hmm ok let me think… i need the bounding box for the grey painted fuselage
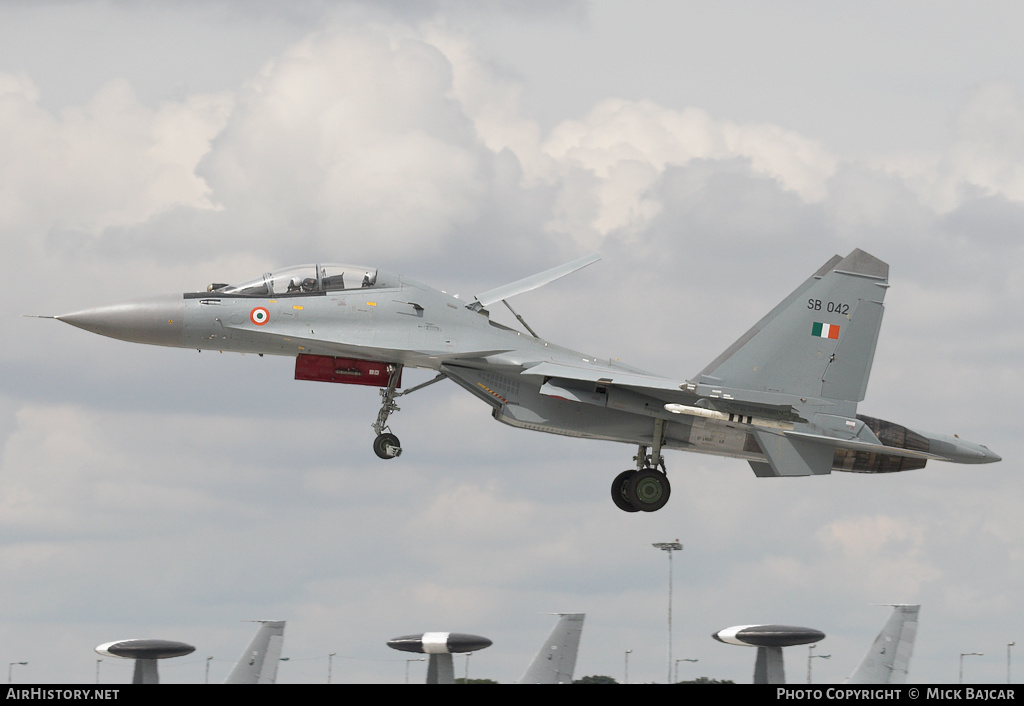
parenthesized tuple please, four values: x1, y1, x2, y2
(53, 252, 1000, 511)
(58, 270, 715, 452)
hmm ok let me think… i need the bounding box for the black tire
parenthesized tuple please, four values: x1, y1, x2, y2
(611, 470, 640, 512)
(373, 433, 402, 459)
(627, 468, 670, 512)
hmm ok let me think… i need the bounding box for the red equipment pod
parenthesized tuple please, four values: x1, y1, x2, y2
(294, 354, 400, 387)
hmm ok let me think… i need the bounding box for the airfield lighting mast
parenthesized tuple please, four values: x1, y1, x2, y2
(675, 658, 698, 682)
(7, 662, 28, 684)
(959, 652, 983, 684)
(807, 644, 830, 683)
(405, 657, 425, 684)
(652, 541, 683, 683)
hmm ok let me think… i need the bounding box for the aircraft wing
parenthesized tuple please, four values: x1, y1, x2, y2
(473, 254, 600, 308)
(522, 360, 963, 477)
(522, 361, 687, 396)
(522, 360, 800, 420)
(784, 431, 948, 461)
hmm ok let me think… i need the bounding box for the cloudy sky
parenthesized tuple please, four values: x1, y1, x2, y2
(2, 0, 1022, 685)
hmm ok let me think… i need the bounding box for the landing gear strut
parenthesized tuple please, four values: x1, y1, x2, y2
(370, 366, 448, 460)
(372, 364, 404, 459)
(611, 420, 671, 512)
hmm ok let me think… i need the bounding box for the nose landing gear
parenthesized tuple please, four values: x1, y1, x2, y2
(372, 365, 404, 459)
(370, 366, 448, 460)
(373, 431, 402, 459)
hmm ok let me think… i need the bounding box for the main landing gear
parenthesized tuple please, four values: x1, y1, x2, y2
(371, 365, 447, 460)
(611, 420, 671, 512)
(611, 448, 671, 512)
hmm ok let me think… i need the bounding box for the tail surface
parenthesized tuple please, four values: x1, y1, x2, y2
(846, 605, 919, 684)
(224, 620, 286, 684)
(518, 613, 585, 684)
(698, 249, 888, 405)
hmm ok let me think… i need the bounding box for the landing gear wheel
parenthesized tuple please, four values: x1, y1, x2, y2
(373, 432, 402, 459)
(627, 468, 671, 512)
(611, 470, 640, 513)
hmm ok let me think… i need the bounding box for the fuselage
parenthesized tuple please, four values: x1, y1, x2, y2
(55, 263, 1000, 472)
(56, 268, 734, 455)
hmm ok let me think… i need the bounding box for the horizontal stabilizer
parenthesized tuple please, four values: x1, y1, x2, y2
(751, 430, 834, 476)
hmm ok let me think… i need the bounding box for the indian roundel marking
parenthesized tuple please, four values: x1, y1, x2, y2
(250, 307, 270, 326)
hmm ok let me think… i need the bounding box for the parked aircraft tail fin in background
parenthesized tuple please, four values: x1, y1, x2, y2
(698, 249, 888, 405)
(518, 613, 585, 684)
(224, 620, 286, 685)
(846, 605, 919, 684)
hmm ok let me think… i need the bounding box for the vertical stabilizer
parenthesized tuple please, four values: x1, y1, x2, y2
(518, 613, 585, 684)
(224, 620, 286, 684)
(846, 605, 919, 684)
(698, 249, 888, 404)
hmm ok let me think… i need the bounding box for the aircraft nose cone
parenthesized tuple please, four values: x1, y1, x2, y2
(57, 295, 184, 347)
(981, 446, 1001, 463)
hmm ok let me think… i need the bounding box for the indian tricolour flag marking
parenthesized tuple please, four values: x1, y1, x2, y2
(811, 322, 840, 339)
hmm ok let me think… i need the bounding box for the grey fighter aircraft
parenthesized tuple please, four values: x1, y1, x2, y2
(46, 249, 1000, 512)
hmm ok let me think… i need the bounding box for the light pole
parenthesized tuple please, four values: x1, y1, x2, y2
(674, 658, 697, 682)
(328, 652, 336, 684)
(807, 644, 831, 683)
(8, 662, 27, 684)
(624, 649, 632, 684)
(652, 540, 683, 683)
(95, 658, 102, 684)
(1008, 643, 1015, 684)
(205, 656, 213, 684)
(960, 652, 983, 684)
(405, 657, 425, 684)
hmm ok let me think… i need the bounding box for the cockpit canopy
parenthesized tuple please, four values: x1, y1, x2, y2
(215, 264, 381, 296)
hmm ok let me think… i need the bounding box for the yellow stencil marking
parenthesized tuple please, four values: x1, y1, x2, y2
(477, 382, 508, 404)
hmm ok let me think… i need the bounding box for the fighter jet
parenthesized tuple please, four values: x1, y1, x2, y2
(46, 249, 1000, 512)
